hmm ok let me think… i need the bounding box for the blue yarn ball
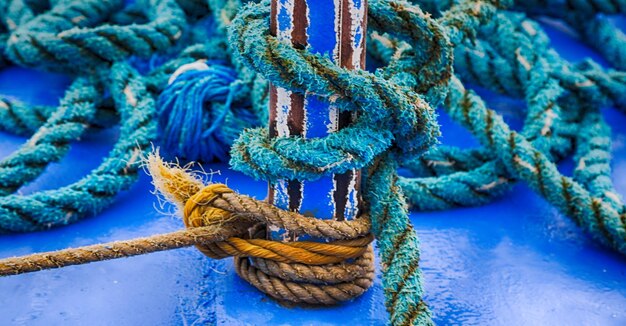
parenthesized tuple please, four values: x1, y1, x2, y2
(157, 61, 259, 162)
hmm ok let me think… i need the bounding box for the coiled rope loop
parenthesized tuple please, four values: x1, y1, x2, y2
(0, 62, 155, 232)
(398, 9, 577, 210)
(182, 184, 373, 266)
(384, 4, 626, 255)
(149, 157, 378, 305)
(157, 60, 260, 162)
(0, 154, 376, 306)
(0, 0, 267, 232)
(0, 77, 102, 196)
(228, 0, 447, 183)
(227, 0, 506, 325)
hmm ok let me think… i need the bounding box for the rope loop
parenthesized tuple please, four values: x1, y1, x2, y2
(225, 0, 475, 323)
(228, 0, 448, 183)
(148, 154, 375, 305)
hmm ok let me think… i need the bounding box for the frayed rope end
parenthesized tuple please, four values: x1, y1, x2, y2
(145, 151, 205, 209)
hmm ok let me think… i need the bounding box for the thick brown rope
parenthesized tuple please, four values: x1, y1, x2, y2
(0, 154, 375, 304)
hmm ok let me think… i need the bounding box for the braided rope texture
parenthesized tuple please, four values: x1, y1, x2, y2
(385, 1, 626, 255)
(0, 0, 265, 232)
(515, 0, 626, 71)
(0, 0, 626, 325)
(227, 0, 508, 324)
(148, 156, 376, 305)
(6, 0, 187, 72)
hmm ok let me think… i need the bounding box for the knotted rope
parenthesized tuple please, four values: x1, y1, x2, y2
(0, 153, 375, 306)
(227, 0, 509, 324)
(1, 0, 626, 325)
(392, 2, 626, 255)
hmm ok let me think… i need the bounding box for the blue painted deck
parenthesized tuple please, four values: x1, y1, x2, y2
(0, 21, 625, 325)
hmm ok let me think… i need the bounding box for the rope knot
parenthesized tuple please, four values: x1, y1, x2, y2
(183, 183, 234, 228)
(148, 154, 375, 305)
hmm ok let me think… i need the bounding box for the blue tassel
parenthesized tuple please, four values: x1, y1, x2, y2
(157, 61, 259, 162)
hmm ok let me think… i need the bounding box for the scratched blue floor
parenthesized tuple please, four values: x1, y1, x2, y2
(1, 20, 626, 326)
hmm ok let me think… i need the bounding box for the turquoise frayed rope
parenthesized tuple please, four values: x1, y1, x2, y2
(228, 0, 504, 324)
(0, 0, 263, 231)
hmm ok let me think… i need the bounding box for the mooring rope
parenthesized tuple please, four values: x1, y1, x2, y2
(1, 0, 626, 325)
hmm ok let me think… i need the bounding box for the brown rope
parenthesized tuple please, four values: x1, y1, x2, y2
(0, 227, 229, 275)
(0, 154, 375, 304)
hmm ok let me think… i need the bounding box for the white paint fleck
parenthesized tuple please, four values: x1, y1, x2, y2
(344, 170, 359, 220)
(276, 0, 295, 43)
(274, 179, 290, 209)
(276, 87, 292, 137)
(333, 0, 342, 61)
(327, 105, 339, 133)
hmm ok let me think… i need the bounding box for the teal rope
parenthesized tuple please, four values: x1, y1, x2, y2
(5, 0, 187, 73)
(516, 0, 626, 70)
(229, 1, 440, 324)
(446, 74, 626, 254)
(393, 6, 626, 255)
(395, 8, 576, 209)
(229, 0, 505, 324)
(0, 97, 57, 135)
(0, 62, 156, 232)
(0, 77, 101, 196)
(0, 0, 625, 323)
(397, 8, 625, 210)
(0, 0, 263, 232)
(0, 95, 118, 136)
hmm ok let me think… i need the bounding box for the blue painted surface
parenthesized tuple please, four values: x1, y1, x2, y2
(299, 1, 342, 237)
(0, 22, 626, 326)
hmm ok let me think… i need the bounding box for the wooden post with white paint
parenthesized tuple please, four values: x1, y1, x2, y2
(268, 0, 367, 241)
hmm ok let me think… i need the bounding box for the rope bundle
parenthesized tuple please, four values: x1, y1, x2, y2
(0, 154, 377, 304)
(228, 0, 510, 324)
(0, 0, 264, 231)
(0, 0, 626, 325)
(394, 1, 626, 255)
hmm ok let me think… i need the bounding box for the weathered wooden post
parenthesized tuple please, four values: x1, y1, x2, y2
(268, 0, 367, 240)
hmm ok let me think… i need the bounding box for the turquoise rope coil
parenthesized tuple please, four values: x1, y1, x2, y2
(398, 10, 578, 210)
(515, 0, 626, 71)
(228, 0, 505, 324)
(395, 2, 626, 255)
(0, 0, 264, 232)
(0, 0, 626, 324)
(229, 1, 442, 324)
(0, 62, 156, 232)
(6, 0, 187, 73)
(0, 77, 102, 196)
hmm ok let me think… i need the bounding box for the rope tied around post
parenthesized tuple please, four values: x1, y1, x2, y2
(0, 153, 375, 305)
